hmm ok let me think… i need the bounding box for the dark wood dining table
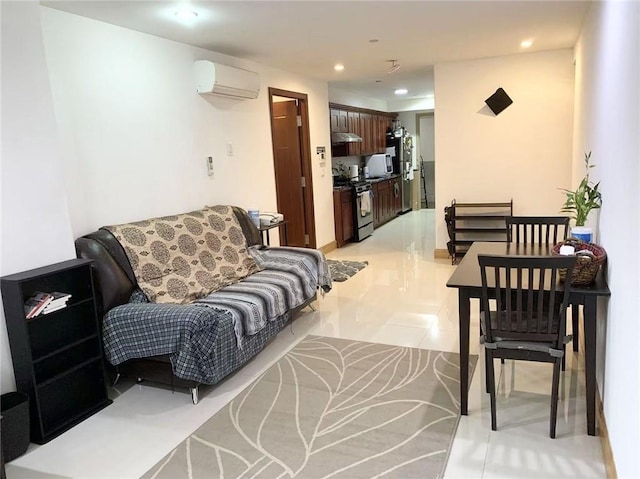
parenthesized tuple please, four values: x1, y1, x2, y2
(446, 241, 610, 436)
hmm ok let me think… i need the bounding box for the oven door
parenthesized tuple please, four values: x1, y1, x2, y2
(354, 187, 374, 241)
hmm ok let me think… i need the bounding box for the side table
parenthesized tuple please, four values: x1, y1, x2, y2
(258, 221, 288, 246)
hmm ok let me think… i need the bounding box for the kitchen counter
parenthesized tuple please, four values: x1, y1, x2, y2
(365, 174, 400, 184)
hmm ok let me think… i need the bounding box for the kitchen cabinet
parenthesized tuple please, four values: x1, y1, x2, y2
(329, 103, 396, 158)
(372, 177, 400, 228)
(359, 113, 373, 155)
(333, 188, 354, 247)
(392, 177, 402, 215)
(375, 114, 391, 153)
(330, 109, 348, 133)
(1, 259, 112, 444)
(346, 111, 361, 156)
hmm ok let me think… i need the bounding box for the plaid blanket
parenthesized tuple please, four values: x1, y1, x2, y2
(102, 246, 331, 383)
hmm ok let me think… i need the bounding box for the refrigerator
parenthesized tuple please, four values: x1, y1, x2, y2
(386, 128, 413, 213)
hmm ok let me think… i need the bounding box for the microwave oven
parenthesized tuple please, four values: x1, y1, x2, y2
(366, 154, 392, 178)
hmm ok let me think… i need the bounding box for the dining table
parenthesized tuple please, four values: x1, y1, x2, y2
(446, 241, 611, 436)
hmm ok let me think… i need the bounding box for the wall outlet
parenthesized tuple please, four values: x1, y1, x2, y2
(207, 156, 214, 176)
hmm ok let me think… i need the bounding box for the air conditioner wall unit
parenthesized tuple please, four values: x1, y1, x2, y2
(194, 60, 260, 100)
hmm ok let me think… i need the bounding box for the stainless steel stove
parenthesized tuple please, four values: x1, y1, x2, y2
(352, 181, 373, 241)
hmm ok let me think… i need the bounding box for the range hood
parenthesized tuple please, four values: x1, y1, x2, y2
(331, 132, 363, 144)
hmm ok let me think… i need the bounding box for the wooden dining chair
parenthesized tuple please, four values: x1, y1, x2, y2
(506, 216, 570, 245)
(505, 215, 579, 360)
(478, 254, 577, 438)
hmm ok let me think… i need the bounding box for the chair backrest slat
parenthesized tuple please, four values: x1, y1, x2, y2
(506, 216, 570, 246)
(478, 254, 577, 348)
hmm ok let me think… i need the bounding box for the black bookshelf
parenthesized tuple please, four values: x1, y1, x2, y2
(1, 258, 111, 444)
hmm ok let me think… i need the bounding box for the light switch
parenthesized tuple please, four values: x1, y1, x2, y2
(226, 142, 233, 156)
(207, 157, 214, 176)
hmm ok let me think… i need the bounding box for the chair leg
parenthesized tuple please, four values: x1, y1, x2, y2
(486, 351, 497, 431)
(485, 349, 491, 393)
(572, 305, 580, 352)
(550, 359, 561, 438)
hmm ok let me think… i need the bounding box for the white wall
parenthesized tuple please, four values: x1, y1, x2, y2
(328, 87, 387, 111)
(388, 97, 434, 113)
(0, 5, 336, 392)
(573, 2, 639, 477)
(0, 2, 77, 393)
(433, 50, 575, 249)
(40, 7, 334, 248)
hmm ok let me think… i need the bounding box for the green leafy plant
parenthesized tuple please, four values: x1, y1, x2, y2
(560, 152, 602, 226)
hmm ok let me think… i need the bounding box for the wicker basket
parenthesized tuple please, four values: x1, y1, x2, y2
(552, 238, 606, 285)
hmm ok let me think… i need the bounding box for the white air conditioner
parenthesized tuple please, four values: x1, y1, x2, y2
(194, 60, 260, 100)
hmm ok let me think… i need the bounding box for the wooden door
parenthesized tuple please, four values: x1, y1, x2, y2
(271, 99, 307, 247)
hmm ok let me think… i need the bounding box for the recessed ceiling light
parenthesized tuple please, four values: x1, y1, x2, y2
(394, 88, 408, 95)
(520, 39, 533, 48)
(334, 64, 345, 72)
(175, 10, 198, 21)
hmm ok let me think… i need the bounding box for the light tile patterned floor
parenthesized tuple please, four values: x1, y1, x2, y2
(6, 210, 605, 479)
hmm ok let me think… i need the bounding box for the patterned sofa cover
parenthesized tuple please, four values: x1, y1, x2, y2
(75, 206, 331, 403)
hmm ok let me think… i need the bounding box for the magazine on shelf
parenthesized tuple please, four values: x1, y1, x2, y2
(24, 292, 53, 319)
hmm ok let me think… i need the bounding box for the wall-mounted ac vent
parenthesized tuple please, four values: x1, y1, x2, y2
(194, 60, 260, 100)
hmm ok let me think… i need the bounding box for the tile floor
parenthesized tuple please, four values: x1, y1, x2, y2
(5, 210, 605, 478)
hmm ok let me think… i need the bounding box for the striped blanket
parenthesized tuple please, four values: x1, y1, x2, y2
(196, 246, 332, 346)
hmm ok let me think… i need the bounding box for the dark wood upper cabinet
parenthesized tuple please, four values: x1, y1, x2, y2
(329, 103, 396, 158)
(347, 111, 361, 156)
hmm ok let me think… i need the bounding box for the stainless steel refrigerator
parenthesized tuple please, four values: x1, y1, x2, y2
(386, 128, 413, 213)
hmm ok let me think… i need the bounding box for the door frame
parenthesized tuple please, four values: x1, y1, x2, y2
(268, 87, 316, 248)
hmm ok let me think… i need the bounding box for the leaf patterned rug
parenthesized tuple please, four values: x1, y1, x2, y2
(143, 336, 476, 479)
(326, 259, 368, 282)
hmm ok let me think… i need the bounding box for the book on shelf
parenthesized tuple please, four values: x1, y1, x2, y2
(42, 302, 68, 314)
(42, 292, 72, 314)
(24, 292, 53, 319)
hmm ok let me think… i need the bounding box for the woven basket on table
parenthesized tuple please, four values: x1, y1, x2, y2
(551, 238, 606, 285)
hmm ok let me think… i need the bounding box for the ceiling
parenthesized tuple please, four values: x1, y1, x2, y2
(41, 1, 591, 102)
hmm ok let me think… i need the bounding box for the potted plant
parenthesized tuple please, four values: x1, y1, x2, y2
(560, 151, 602, 242)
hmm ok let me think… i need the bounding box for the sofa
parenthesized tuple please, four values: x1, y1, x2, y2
(75, 205, 331, 403)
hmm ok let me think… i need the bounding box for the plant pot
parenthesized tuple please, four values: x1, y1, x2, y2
(1, 392, 30, 462)
(571, 226, 593, 243)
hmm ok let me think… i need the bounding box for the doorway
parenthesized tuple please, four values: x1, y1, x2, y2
(416, 113, 435, 209)
(268, 88, 316, 248)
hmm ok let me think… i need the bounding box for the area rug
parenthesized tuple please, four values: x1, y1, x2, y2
(326, 259, 368, 282)
(143, 336, 477, 479)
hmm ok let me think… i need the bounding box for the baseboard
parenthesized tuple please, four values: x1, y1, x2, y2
(434, 248, 450, 260)
(319, 241, 337, 255)
(597, 390, 617, 479)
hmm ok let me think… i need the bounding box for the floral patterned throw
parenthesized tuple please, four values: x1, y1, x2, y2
(104, 205, 259, 304)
